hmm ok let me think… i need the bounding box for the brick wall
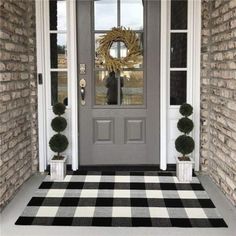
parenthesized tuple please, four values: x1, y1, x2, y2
(0, 0, 38, 211)
(201, 0, 236, 205)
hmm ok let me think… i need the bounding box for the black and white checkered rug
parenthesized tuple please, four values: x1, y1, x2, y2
(15, 171, 227, 227)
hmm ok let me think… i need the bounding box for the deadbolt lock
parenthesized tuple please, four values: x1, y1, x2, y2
(79, 78, 86, 88)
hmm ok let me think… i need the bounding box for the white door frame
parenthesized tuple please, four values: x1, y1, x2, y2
(36, 0, 78, 171)
(67, 0, 79, 171)
(36, 0, 47, 172)
(160, 0, 201, 171)
(160, 0, 168, 170)
(192, 0, 202, 172)
(36, 0, 201, 172)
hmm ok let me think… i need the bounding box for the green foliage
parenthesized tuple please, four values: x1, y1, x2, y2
(177, 117, 194, 134)
(53, 103, 66, 115)
(175, 135, 195, 156)
(175, 103, 195, 158)
(179, 103, 193, 117)
(51, 117, 67, 132)
(49, 134, 68, 154)
(49, 103, 68, 157)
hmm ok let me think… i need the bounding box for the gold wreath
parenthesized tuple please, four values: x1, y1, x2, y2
(97, 27, 142, 72)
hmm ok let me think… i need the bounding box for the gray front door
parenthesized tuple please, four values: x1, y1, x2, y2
(77, 0, 160, 165)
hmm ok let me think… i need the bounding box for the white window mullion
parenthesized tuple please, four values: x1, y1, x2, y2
(170, 68, 187, 71)
(49, 30, 67, 34)
(50, 68, 68, 72)
(170, 30, 188, 33)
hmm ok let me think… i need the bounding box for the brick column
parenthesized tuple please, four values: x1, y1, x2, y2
(201, 0, 236, 206)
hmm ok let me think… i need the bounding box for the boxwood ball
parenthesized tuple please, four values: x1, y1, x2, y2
(177, 117, 194, 134)
(51, 117, 67, 132)
(49, 134, 68, 153)
(175, 135, 195, 155)
(179, 103, 193, 117)
(53, 103, 66, 115)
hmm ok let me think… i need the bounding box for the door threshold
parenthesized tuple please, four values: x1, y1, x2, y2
(67, 164, 176, 171)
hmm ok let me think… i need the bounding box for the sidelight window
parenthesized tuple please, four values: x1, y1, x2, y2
(169, 0, 188, 106)
(49, 0, 68, 106)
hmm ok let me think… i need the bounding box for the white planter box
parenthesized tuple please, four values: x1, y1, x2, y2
(50, 156, 67, 181)
(176, 157, 194, 182)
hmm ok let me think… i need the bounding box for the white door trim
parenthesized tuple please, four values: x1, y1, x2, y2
(67, 0, 79, 171)
(160, 0, 168, 170)
(35, 0, 47, 172)
(192, 0, 201, 171)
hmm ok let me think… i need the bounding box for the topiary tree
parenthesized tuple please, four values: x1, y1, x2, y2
(175, 103, 195, 161)
(49, 103, 68, 160)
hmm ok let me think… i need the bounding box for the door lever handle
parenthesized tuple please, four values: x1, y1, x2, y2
(81, 87, 85, 105)
(80, 78, 86, 105)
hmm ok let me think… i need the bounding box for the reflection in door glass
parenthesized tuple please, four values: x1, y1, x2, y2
(121, 0, 143, 30)
(94, 0, 117, 30)
(95, 34, 105, 69)
(51, 72, 68, 106)
(106, 71, 120, 105)
(96, 71, 125, 105)
(122, 33, 143, 69)
(95, 71, 109, 105)
(120, 71, 144, 105)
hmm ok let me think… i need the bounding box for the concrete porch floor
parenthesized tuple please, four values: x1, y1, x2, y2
(1, 173, 236, 236)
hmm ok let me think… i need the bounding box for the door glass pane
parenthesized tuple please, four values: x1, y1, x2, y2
(94, 0, 144, 107)
(95, 34, 105, 69)
(50, 0, 67, 31)
(51, 72, 68, 106)
(94, 0, 117, 30)
(95, 33, 143, 69)
(121, 71, 144, 105)
(121, 0, 143, 30)
(123, 33, 143, 69)
(95, 71, 115, 105)
(105, 71, 120, 105)
(170, 71, 186, 105)
(171, 0, 188, 30)
(50, 33, 67, 68)
(170, 33, 187, 68)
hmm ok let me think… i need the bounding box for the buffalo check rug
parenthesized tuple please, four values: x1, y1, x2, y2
(15, 171, 227, 227)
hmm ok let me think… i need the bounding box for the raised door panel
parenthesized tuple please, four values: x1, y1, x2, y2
(94, 119, 114, 144)
(125, 118, 145, 144)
